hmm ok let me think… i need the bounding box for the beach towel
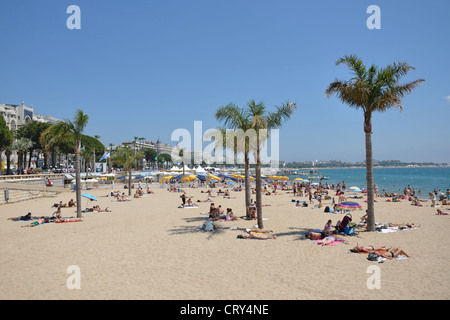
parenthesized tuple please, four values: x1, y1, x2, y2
(55, 220, 82, 224)
(313, 239, 345, 246)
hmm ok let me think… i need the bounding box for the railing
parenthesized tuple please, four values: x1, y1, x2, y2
(0, 173, 67, 181)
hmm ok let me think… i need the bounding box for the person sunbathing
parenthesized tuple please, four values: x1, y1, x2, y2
(387, 222, 420, 229)
(436, 209, 449, 215)
(68, 199, 76, 207)
(92, 205, 111, 212)
(376, 247, 410, 259)
(247, 205, 257, 220)
(22, 216, 46, 228)
(8, 212, 32, 221)
(146, 188, 154, 194)
(350, 243, 392, 253)
(305, 231, 328, 240)
(315, 235, 341, 246)
(237, 228, 277, 239)
(186, 197, 197, 206)
(225, 208, 240, 221)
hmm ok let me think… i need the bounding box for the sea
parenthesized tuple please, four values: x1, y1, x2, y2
(287, 167, 450, 198)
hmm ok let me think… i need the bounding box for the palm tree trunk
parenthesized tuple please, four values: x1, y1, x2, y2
(244, 152, 251, 217)
(364, 115, 375, 231)
(6, 150, 12, 175)
(128, 166, 132, 196)
(75, 149, 82, 218)
(255, 138, 263, 229)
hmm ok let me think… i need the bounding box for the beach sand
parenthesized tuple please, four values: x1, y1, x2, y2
(1, 183, 449, 300)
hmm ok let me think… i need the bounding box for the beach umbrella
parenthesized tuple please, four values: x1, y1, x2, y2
(350, 186, 360, 190)
(81, 193, 97, 210)
(81, 193, 97, 201)
(208, 174, 222, 181)
(311, 182, 319, 186)
(337, 201, 362, 210)
(294, 178, 303, 181)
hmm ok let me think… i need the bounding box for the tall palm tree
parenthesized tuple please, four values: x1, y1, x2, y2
(112, 146, 143, 195)
(41, 110, 89, 218)
(325, 54, 424, 231)
(215, 104, 254, 215)
(245, 100, 297, 229)
(216, 100, 296, 228)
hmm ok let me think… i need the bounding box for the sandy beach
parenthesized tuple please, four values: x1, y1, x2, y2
(1, 183, 449, 300)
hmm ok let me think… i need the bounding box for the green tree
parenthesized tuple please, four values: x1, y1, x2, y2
(325, 54, 424, 231)
(215, 104, 254, 215)
(16, 121, 51, 168)
(0, 116, 14, 174)
(245, 100, 296, 229)
(215, 100, 296, 228)
(41, 110, 89, 218)
(112, 146, 144, 195)
(12, 137, 33, 173)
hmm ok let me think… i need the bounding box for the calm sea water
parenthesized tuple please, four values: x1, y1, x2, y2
(288, 167, 450, 198)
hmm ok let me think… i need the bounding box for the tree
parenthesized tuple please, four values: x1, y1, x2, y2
(112, 146, 144, 195)
(215, 100, 296, 228)
(325, 54, 424, 231)
(16, 121, 51, 169)
(41, 110, 89, 218)
(0, 116, 14, 174)
(12, 137, 33, 173)
(245, 100, 296, 229)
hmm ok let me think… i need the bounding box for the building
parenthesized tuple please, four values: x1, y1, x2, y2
(122, 138, 175, 155)
(0, 102, 60, 130)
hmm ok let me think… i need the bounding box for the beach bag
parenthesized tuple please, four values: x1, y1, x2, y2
(344, 226, 355, 235)
(367, 252, 379, 261)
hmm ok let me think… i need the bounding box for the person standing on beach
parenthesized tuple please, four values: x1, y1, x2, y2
(429, 192, 436, 207)
(342, 181, 346, 191)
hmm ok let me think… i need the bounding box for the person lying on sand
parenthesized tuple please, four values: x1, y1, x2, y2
(92, 205, 111, 212)
(314, 235, 342, 246)
(350, 244, 410, 259)
(21, 217, 46, 228)
(305, 231, 328, 240)
(7, 212, 32, 221)
(436, 209, 449, 215)
(350, 243, 393, 253)
(237, 228, 277, 240)
(387, 222, 420, 229)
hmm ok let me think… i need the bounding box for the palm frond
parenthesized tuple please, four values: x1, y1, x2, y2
(336, 54, 367, 80)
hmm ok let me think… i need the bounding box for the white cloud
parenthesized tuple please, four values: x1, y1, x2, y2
(445, 96, 450, 103)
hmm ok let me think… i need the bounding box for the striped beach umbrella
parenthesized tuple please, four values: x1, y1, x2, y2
(337, 201, 363, 210)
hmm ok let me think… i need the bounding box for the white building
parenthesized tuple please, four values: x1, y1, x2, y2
(0, 102, 60, 130)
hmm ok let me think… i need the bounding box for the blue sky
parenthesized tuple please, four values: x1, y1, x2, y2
(1, 0, 449, 163)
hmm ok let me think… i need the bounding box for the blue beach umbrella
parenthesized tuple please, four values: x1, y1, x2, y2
(81, 193, 97, 201)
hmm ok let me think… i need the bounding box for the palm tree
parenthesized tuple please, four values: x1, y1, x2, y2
(41, 110, 89, 218)
(245, 100, 296, 229)
(112, 146, 143, 195)
(215, 104, 254, 214)
(216, 100, 296, 228)
(12, 137, 33, 173)
(325, 54, 425, 231)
